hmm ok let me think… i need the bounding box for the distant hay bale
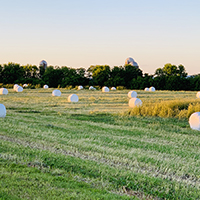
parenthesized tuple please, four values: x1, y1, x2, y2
(13, 84, 19, 91)
(102, 86, 109, 92)
(129, 98, 142, 108)
(68, 94, 79, 102)
(189, 112, 200, 131)
(52, 89, 61, 97)
(89, 86, 95, 90)
(0, 104, 6, 118)
(111, 87, 116, 91)
(78, 85, 83, 90)
(149, 86, 156, 92)
(0, 88, 8, 95)
(23, 84, 28, 88)
(15, 86, 23, 92)
(196, 92, 200, 98)
(128, 91, 137, 98)
(144, 87, 149, 91)
(43, 85, 49, 89)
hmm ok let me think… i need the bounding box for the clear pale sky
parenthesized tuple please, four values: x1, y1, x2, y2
(0, 0, 199, 75)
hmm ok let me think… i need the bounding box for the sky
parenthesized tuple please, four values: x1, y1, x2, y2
(0, 0, 199, 75)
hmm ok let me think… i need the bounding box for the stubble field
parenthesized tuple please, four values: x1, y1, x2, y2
(1, 88, 200, 199)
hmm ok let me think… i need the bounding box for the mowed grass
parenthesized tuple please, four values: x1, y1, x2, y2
(1, 88, 200, 199)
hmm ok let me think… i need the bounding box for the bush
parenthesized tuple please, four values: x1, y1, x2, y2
(35, 84, 41, 89)
(65, 85, 73, 90)
(1, 84, 14, 88)
(93, 85, 101, 90)
(116, 86, 126, 90)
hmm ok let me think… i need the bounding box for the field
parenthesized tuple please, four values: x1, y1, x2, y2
(1, 88, 200, 199)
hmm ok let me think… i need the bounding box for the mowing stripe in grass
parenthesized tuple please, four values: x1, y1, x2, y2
(1, 139, 200, 199)
(1, 159, 134, 200)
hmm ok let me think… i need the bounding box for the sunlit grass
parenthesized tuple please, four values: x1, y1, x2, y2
(1, 88, 200, 199)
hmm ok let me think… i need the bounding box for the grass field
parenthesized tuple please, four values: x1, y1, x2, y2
(1, 88, 200, 199)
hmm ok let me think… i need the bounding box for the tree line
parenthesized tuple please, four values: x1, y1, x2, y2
(0, 62, 200, 91)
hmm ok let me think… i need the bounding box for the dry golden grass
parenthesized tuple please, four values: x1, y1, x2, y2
(128, 98, 200, 119)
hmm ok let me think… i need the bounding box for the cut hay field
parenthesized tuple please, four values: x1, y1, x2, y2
(1, 88, 200, 199)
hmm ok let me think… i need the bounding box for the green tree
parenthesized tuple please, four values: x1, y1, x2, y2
(123, 64, 143, 88)
(88, 65, 111, 86)
(154, 63, 188, 90)
(155, 63, 187, 77)
(108, 66, 125, 86)
(60, 67, 82, 87)
(177, 64, 187, 77)
(43, 66, 63, 87)
(22, 64, 38, 79)
(163, 63, 178, 76)
(76, 67, 88, 85)
(1, 63, 24, 84)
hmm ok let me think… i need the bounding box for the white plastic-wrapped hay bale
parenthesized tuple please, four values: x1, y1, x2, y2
(129, 98, 142, 108)
(78, 85, 83, 90)
(0, 88, 8, 95)
(23, 83, 28, 87)
(15, 86, 23, 92)
(68, 94, 79, 102)
(128, 90, 137, 98)
(43, 85, 49, 89)
(102, 86, 109, 92)
(196, 92, 200, 98)
(144, 87, 149, 91)
(111, 87, 116, 91)
(13, 84, 19, 91)
(0, 104, 6, 118)
(149, 86, 155, 92)
(89, 86, 94, 90)
(189, 112, 200, 131)
(52, 89, 61, 97)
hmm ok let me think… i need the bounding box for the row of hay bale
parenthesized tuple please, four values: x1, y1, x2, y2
(144, 87, 156, 92)
(52, 90, 79, 102)
(78, 85, 116, 92)
(1, 84, 155, 93)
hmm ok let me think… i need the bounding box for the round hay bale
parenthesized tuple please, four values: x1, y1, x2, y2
(196, 92, 200, 98)
(0, 104, 6, 118)
(129, 98, 142, 108)
(89, 86, 94, 90)
(23, 84, 28, 88)
(78, 85, 83, 90)
(43, 85, 49, 89)
(149, 86, 155, 92)
(15, 86, 23, 92)
(0, 88, 8, 95)
(13, 84, 19, 91)
(189, 112, 200, 131)
(111, 87, 116, 91)
(102, 86, 109, 92)
(128, 91, 137, 98)
(144, 87, 149, 91)
(52, 89, 61, 97)
(68, 94, 79, 102)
